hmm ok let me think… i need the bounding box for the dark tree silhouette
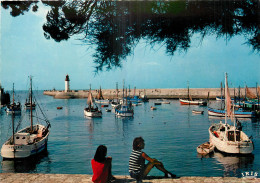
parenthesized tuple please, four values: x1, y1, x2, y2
(2, 0, 259, 72)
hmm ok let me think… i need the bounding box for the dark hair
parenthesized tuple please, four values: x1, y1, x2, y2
(133, 137, 144, 150)
(94, 145, 107, 163)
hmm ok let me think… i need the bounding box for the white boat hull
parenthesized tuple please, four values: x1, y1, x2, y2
(95, 99, 110, 104)
(84, 109, 102, 117)
(179, 99, 207, 105)
(115, 104, 134, 117)
(207, 108, 255, 118)
(209, 125, 254, 154)
(115, 112, 134, 117)
(1, 124, 49, 159)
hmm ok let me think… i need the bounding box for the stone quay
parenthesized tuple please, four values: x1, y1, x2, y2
(43, 87, 258, 100)
(1, 173, 259, 183)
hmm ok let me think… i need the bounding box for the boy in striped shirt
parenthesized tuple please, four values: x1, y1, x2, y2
(129, 137, 176, 181)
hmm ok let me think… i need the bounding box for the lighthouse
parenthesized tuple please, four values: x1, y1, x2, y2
(65, 74, 70, 92)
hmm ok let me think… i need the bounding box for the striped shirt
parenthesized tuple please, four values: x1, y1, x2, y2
(129, 150, 145, 173)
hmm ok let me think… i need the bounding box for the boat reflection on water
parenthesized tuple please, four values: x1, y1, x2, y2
(1, 151, 50, 173)
(213, 151, 254, 177)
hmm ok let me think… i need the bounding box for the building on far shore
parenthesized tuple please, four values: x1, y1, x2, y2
(65, 74, 70, 92)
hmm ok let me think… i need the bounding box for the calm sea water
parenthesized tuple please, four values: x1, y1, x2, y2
(0, 91, 260, 177)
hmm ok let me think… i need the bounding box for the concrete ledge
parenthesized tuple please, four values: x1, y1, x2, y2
(0, 173, 259, 183)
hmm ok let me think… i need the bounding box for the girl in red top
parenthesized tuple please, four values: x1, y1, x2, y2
(91, 145, 115, 183)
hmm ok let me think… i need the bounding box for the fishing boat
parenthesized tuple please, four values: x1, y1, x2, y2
(179, 98, 207, 106)
(207, 107, 256, 118)
(179, 82, 207, 106)
(208, 73, 254, 154)
(111, 83, 120, 108)
(115, 102, 134, 117)
(24, 101, 36, 110)
(6, 83, 21, 114)
(128, 96, 143, 103)
(24, 82, 36, 110)
(84, 86, 102, 117)
(216, 96, 225, 101)
(111, 101, 120, 108)
(57, 106, 63, 110)
(95, 86, 109, 104)
(192, 110, 204, 114)
(197, 142, 214, 155)
(1, 76, 51, 159)
(115, 82, 134, 117)
(140, 89, 149, 102)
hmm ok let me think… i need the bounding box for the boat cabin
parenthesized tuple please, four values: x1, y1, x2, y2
(227, 130, 241, 141)
(14, 133, 30, 145)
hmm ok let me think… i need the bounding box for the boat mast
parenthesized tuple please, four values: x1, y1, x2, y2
(234, 86, 236, 104)
(220, 82, 223, 109)
(220, 82, 223, 99)
(12, 83, 14, 105)
(12, 113, 15, 145)
(116, 82, 118, 103)
(239, 85, 241, 107)
(224, 73, 227, 125)
(187, 81, 189, 100)
(122, 80, 125, 104)
(245, 84, 247, 101)
(256, 83, 259, 110)
(89, 84, 92, 110)
(30, 76, 33, 132)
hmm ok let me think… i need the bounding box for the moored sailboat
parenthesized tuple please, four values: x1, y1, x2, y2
(179, 82, 207, 106)
(95, 86, 110, 104)
(24, 81, 36, 110)
(208, 73, 254, 154)
(207, 107, 256, 118)
(6, 83, 21, 115)
(115, 81, 134, 117)
(111, 82, 120, 108)
(1, 76, 51, 159)
(84, 86, 102, 117)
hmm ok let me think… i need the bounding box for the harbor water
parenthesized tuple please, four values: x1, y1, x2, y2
(0, 91, 260, 177)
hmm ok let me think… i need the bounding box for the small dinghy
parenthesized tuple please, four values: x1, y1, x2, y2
(162, 101, 170, 104)
(192, 110, 204, 114)
(197, 142, 214, 155)
(106, 109, 111, 112)
(150, 106, 157, 110)
(57, 106, 63, 110)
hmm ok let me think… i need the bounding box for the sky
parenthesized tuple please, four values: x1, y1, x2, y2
(1, 2, 259, 91)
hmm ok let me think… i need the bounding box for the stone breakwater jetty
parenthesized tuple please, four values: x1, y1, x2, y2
(43, 87, 257, 99)
(1, 173, 259, 183)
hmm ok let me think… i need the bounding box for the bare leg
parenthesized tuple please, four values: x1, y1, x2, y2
(143, 161, 175, 178)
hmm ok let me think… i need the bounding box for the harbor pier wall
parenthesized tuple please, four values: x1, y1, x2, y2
(43, 87, 257, 99)
(1, 173, 259, 183)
